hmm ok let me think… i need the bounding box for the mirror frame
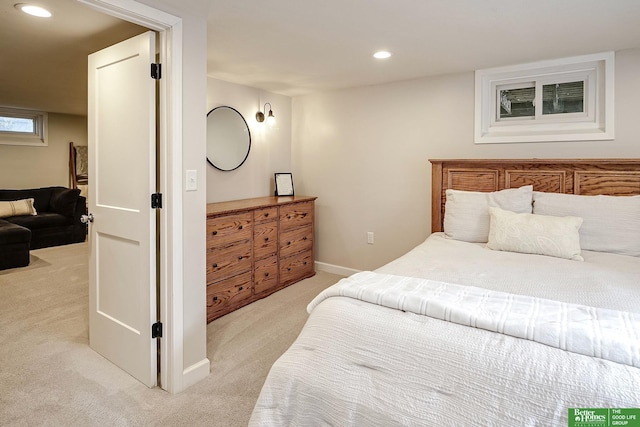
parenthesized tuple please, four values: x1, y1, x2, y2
(206, 105, 251, 171)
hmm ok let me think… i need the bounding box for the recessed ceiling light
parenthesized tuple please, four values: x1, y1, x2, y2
(15, 3, 52, 18)
(373, 51, 392, 59)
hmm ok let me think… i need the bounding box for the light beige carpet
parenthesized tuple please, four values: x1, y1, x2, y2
(0, 242, 343, 426)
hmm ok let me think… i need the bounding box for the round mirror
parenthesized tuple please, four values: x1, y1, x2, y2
(206, 106, 251, 171)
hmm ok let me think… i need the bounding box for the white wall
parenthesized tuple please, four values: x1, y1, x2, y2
(136, 0, 209, 392)
(0, 113, 86, 189)
(206, 78, 292, 202)
(178, 13, 208, 388)
(292, 48, 640, 272)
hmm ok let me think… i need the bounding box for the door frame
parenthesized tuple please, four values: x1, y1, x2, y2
(79, 0, 184, 393)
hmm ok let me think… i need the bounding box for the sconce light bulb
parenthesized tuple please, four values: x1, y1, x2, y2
(266, 110, 275, 126)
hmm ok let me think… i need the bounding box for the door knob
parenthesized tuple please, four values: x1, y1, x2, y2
(81, 213, 94, 224)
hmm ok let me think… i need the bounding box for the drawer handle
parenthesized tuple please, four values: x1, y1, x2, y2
(302, 213, 307, 217)
(287, 267, 291, 271)
(287, 241, 291, 245)
(265, 213, 269, 217)
(213, 296, 218, 301)
(239, 225, 243, 230)
(238, 256, 243, 260)
(212, 231, 218, 235)
(265, 272, 269, 277)
(265, 237, 269, 242)
(213, 263, 218, 268)
(303, 237, 307, 240)
(287, 215, 291, 219)
(304, 261, 308, 265)
(239, 286, 243, 291)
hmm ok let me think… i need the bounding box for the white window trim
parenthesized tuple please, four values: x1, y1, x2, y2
(475, 52, 614, 143)
(0, 106, 48, 146)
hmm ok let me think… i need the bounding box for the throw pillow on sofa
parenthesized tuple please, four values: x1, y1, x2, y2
(50, 188, 81, 217)
(0, 198, 37, 218)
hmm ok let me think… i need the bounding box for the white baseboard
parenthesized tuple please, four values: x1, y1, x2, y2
(182, 358, 210, 391)
(315, 261, 360, 277)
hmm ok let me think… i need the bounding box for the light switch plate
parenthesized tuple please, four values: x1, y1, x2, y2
(186, 169, 197, 191)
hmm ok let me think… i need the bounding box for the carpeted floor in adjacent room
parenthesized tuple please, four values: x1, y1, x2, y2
(0, 242, 343, 426)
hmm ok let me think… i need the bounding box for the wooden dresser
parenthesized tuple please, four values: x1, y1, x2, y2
(206, 196, 317, 322)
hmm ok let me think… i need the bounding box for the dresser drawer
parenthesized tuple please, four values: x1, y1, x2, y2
(206, 271, 252, 322)
(280, 201, 313, 231)
(254, 206, 278, 223)
(280, 250, 314, 285)
(254, 221, 278, 259)
(254, 256, 278, 295)
(207, 241, 252, 283)
(280, 225, 313, 258)
(207, 212, 252, 246)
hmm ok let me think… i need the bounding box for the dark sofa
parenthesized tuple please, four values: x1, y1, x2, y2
(0, 187, 86, 269)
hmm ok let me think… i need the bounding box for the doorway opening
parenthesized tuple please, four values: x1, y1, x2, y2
(1, 0, 186, 393)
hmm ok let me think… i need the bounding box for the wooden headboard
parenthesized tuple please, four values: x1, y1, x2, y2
(429, 158, 640, 233)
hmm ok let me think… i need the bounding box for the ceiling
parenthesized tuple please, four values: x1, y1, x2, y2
(206, 0, 640, 96)
(2, 0, 640, 116)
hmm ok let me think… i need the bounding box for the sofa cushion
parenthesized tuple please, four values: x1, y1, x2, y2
(0, 220, 31, 245)
(0, 220, 31, 270)
(7, 212, 72, 229)
(50, 188, 81, 217)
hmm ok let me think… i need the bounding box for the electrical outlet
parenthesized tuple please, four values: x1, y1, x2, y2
(367, 232, 374, 244)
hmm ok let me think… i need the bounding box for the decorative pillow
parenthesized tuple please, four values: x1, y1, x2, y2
(487, 207, 583, 261)
(533, 192, 640, 257)
(0, 198, 37, 218)
(444, 185, 533, 243)
(50, 188, 80, 217)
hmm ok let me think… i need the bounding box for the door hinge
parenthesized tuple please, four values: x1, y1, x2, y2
(151, 193, 162, 209)
(152, 322, 163, 338)
(151, 63, 162, 79)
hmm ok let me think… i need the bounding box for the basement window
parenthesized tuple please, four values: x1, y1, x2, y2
(0, 107, 48, 146)
(475, 52, 614, 143)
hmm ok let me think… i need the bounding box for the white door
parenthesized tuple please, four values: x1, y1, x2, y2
(87, 31, 158, 387)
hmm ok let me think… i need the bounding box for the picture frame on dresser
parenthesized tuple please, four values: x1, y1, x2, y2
(274, 173, 294, 196)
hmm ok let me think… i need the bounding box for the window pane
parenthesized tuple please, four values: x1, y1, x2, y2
(499, 87, 535, 118)
(542, 81, 584, 115)
(0, 116, 35, 133)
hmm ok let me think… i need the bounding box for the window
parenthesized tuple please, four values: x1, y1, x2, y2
(475, 52, 614, 143)
(0, 107, 48, 146)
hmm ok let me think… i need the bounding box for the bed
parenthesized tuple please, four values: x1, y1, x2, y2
(250, 159, 640, 426)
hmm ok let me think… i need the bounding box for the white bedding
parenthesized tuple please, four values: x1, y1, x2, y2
(308, 272, 640, 367)
(250, 233, 640, 426)
(378, 233, 640, 313)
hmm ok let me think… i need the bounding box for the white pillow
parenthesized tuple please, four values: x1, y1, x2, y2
(444, 185, 533, 243)
(533, 192, 640, 257)
(487, 207, 584, 261)
(0, 198, 37, 218)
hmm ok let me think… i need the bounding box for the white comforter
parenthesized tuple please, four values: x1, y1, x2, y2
(308, 272, 640, 368)
(250, 233, 640, 426)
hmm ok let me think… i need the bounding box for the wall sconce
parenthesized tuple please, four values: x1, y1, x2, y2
(256, 103, 275, 126)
